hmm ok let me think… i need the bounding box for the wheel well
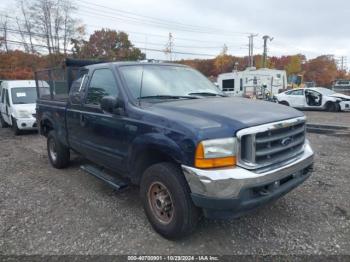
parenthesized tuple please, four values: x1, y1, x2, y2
(279, 101, 289, 106)
(40, 119, 54, 137)
(130, 148, 179, 185)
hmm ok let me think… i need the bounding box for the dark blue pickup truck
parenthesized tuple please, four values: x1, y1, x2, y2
(35, 59, 314, 239)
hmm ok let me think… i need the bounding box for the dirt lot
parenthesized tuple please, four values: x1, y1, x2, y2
(0, 114, 350, 255)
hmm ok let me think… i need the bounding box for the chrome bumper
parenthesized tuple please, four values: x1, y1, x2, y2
(182, 140, 314, 199)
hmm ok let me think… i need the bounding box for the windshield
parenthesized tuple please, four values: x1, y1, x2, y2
(119, 65, 223, 100)
(11, 87, 37, 104)
(314, 87, 336, 96)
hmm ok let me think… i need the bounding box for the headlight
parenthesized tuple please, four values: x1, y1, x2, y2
(195, 137, 237, 169)
(16, 110, 32, 118)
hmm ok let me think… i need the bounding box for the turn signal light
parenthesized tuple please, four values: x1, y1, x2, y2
(195, 142, 236, 169)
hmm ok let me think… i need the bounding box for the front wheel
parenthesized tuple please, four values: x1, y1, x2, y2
(326, 102, 337, 112)
(140, 162, 200, 239)
(0, 114, 9, 128)
(47, 130, 70, 169)
(11, 117, 21, 135)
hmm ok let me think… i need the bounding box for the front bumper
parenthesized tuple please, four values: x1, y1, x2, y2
(15, 118, 37, 130)
(339, 101, 350, 111)
(182, 141, 314, 218)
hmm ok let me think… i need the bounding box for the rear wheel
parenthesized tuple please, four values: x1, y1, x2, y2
(140, 162, 200, 239)
(279, 101, 289, 106)
(47, 130, 70, 169)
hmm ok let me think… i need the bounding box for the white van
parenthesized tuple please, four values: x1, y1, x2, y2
(0, 80, 38, 134)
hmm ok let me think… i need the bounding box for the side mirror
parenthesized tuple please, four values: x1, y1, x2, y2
(100, 96, 120, 113)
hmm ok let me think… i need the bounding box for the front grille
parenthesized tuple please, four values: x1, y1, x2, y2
(237, 117, 306, 169)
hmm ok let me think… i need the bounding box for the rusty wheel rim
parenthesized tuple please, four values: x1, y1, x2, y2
(148, 181, 174, 224)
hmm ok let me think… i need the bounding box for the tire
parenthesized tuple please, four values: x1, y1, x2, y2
(0, 114, 9, 128)
(140, 162, 200, 239)
(11, 117, 21, 135)
(279, 101, 289, 106)
(326, 102, 337, 112)
(47, 130, 70, 169)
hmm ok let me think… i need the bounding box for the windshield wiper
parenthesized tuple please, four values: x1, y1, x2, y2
(138, 95, 198, 100)
(188, 92, 227, 97)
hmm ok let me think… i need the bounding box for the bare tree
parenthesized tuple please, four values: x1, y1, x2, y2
(27, 0, 81, 55)
(17, 0, 36, 53)
(0, 15, 9, 53)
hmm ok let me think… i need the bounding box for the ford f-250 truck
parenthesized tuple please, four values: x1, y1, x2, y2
(35, 59, 314, 239)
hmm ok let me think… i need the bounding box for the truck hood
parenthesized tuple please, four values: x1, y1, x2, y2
(147, 97, 304, 137)
(12, 103, 36, 113)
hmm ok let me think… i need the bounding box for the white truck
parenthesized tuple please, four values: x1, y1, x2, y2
(217, 67, 288, 99)
(0, 80, 38, 134)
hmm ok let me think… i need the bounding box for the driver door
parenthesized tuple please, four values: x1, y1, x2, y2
(77, 67, 127, 173)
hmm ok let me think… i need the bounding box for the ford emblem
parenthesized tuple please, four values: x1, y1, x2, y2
(281, 137, 293, 146)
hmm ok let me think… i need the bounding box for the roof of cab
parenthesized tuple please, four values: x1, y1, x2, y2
(1, 80, 36, 88)
(84, 61, 187, 69)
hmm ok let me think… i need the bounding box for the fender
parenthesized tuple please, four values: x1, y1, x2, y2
(127, 132, 195, 175)
(40, 111, 69, 146)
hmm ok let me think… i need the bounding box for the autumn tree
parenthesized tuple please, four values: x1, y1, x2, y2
(214, 45, 234, 74)
(0, 50, 48, 79)
(303, 55, 338, 87)
(72, 29, 145, 61)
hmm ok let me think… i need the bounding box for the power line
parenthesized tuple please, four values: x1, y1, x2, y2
(2, 39, 72, 53)
(75, 7, 247, 37)
(134, 47, 216, 57)
(1, 12, 247, 47)
(75, 0, 250, 36)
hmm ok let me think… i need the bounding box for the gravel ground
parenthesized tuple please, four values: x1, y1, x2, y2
(0, 121, 349, 255)
(304, 111, 350, 127)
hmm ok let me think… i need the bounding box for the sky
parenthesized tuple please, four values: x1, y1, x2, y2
(1, 0, 349, 68)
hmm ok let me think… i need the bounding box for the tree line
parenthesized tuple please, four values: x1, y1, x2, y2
(0, 0, 348, 87)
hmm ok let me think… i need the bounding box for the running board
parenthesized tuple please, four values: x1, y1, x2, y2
(81, 164, 129, 191)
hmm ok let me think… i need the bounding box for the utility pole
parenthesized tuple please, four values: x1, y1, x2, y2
(262, 35, 273, 68)
(340, 56, 347, 71)
(164, 32, 174, 61)
(248, 34, 258, 67)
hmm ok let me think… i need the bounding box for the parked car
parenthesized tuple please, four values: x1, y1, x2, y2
(36, 59, 314, 239)
(0, 80, 38, 134)
(275, 87, 350, 112)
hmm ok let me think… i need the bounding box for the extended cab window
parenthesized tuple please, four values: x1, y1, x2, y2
(86, 69, 118, 105)
(70, 69, 88, 105)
